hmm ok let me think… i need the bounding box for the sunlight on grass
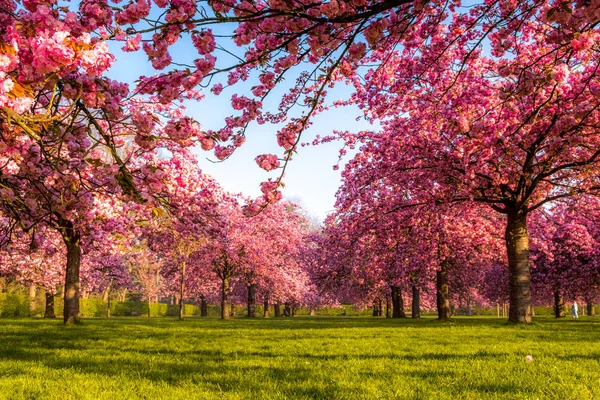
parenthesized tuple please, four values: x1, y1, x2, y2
(0, 316, 598, 399)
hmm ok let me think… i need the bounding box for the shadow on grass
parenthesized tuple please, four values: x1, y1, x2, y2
(1, 316, 599, 398)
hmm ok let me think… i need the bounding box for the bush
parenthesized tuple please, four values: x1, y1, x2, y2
(0, 292, 29, 317)
(80, 298, 108, 318)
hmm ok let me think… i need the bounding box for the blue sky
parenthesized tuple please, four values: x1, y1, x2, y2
(107, 30, 377, 221)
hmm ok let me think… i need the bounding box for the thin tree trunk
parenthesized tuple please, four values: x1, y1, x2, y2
(105, 279, 112, 318)
(247, 283, 256, 317)
(28, 284, 37, 316)
(62, 225, 81, 325)
(107, 295, 111, 318)
(201, 295, 208, 317)
(44, 292, 55, 319)
(230, 303, 235, 317)
(466, 296, 472, 316)
(263, 296, 269, 318)
(291, 304, 296, 317)
(587, 301, 595, 316)
(284, 302, 291, 317)
(274, 302, 281, 317)
(179, 261, 186, 320)
(220, 277, 230, 320)
(412, 285, 420, 318)
(437, 260, 451, 321)
(506, 209, 531, 323)
(385, 295, 391, 318)
(148, 299, 151, 318)
(398, 289, 406, 318)
(372, 300, 380, 317)
(391, 286, 400, 318)
(554, 290, 565, 318)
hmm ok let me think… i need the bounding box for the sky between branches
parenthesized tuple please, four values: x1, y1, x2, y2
(107, 31, 375, 222)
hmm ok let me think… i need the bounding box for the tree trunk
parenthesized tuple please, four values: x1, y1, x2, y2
(554, 290, 565, 318)
(201, 296, 208, 317)
(179, 261, 186, 320)
(391, 286, 407, 318)
(220, 277, 230, 320)
(263, 296, 270, 318)
(247, 283, 256, 317)
(506, 209, 531, 323)
(372, 300, 380, 317)
(391, 286, 400, 318)
(385, 295, 391, 318)
(147, 299, 151, 318)
(291, 304, 297, 317)
(437, 260, 451, 321)
(465, 295, 472, 316)
(412, 285, 420, 318)
(587, 301, 595, 316)
(44, 292, 55, 319)
(107, 295, 111, 318)
(284, 302, 291, 317)
(398, 290, 406, 318)
(62, 227, 81, 325)
(105, 279, 112, 318)
(28, 284, 37, 316)
(230, 303, 235, 317)
(274, 302, 281, 317)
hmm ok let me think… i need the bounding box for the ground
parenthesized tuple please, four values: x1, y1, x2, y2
(0, 316, 598, 399)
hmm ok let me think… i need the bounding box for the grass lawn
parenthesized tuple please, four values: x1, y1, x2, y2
(0, 316, 598, 399)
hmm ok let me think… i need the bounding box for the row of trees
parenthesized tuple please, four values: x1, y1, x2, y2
(309, 197, 600, 320)
(1, 1, 600, 323)
(0, 151, 318, 321)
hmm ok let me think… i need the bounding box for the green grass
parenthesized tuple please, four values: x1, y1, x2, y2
(0, 316, 598, 399)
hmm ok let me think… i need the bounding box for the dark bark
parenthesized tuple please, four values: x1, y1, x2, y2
(284, 302, 292, 317)
(391, 286, 407, 318)
(587, 301, 595, 316)
(466, 297, 472, 316)
(220, 277, 231, 319)
(436, 260, 451, 321)
(62, 224, 81, 325)
(200, 296, 208, 317)
(230, 303, 235, 317)
(391, 286, 400, 318)
(247, 283, 256, 317)
(554, 290, 565, 318)
(372, 300, 381, 317)
(506, 209, 532, 323)
(385, 295, 390, 318)
(44, 292, 55, 319)
(274, 302, 281, 317)
(411, 285, 420, 318)
(179, 262, 186, 320)
(291, 304, 297, 317)
(263, 296, 269, 318)
(398, 290, 406, 317)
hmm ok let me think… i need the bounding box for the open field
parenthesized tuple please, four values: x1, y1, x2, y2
(0, 316, 598, 399)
